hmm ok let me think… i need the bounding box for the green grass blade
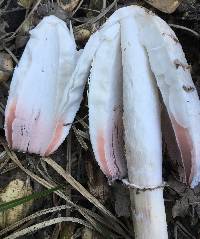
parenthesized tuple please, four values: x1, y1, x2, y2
(0, 186, 61, 212)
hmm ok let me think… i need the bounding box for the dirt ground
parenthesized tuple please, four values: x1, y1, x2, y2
(0, 0, 200, 238)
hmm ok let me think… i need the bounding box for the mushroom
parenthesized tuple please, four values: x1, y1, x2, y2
(4, 5, 200, 239)
(5, 16, 78, 155)
(4, 15, 99, 156)
(87, 5, 200, 239)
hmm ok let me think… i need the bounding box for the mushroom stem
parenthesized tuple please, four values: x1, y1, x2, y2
(121, 15, 168, 239)
(130, 189, 167, 239)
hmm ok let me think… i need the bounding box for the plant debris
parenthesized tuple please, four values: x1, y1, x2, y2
(0, 53, 13, 83)
(144, 0, 182, 13)
(0, 179, 33, 228)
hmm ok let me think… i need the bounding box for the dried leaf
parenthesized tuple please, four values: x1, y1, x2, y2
(0, 179, 32, 228)
(172, 188, 200, 218)
(18, 0, 35, 9)
(145, 0, 182, 13)
(74, 27, 91, 43)
(0, 53, 13, 83)
(57, 0, 80, 12)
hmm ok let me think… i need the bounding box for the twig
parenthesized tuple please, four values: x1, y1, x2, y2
(170, 24, 200, 38)
(79, 7, 100, 13)
(72, 0, 84, 16)
(42, 157, 120, 222)
(102, 0, 107, 9)
(1, 7, 24, 15)
(0, 0, 5, 7)
(65, 131, 72, 213)
(5, 0, 43, 42)
(0, 155, 10, 171)
(174, 221, 196, 239)
(78, 0, 119, 26)
(0, 33, 13, 42)
(3, 0, 11, 11)
(4, 47, 19, 64)
(42, 157, 130, 237)
(3, 217, 92, 239)
(0, 102, 5, 116)
(0, 205, 70, 237)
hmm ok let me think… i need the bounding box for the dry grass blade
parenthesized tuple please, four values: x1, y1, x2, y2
(0, 0, 5, 6)
(42, 158, 131, 237)
(0, 144, 98, 235)
(0, 139, 73, 205)
(174, 221, 196, 239)
(0, 205, 70, 237)
(73, 126, 89, 150)
(4, 0, 42, 42)
(73, 127, 89, 140)
(3, 217, 92, 239)
(75, 116, 89, 129)
(0, 161, 19, 174)
(0, 151, 7, 161)
(4, 47, 18, 64)
(77, 209, 117, 239)
(82, 207, 130, 237)
(42, 157, 116, 221)
(0, 140, 130, 238)
(72, 0, 84, 15)
(79, 0, 119, 26)
(36, 160, 54, 183)
(0, 153, 10, 171)
(170, 24, 200, 38)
